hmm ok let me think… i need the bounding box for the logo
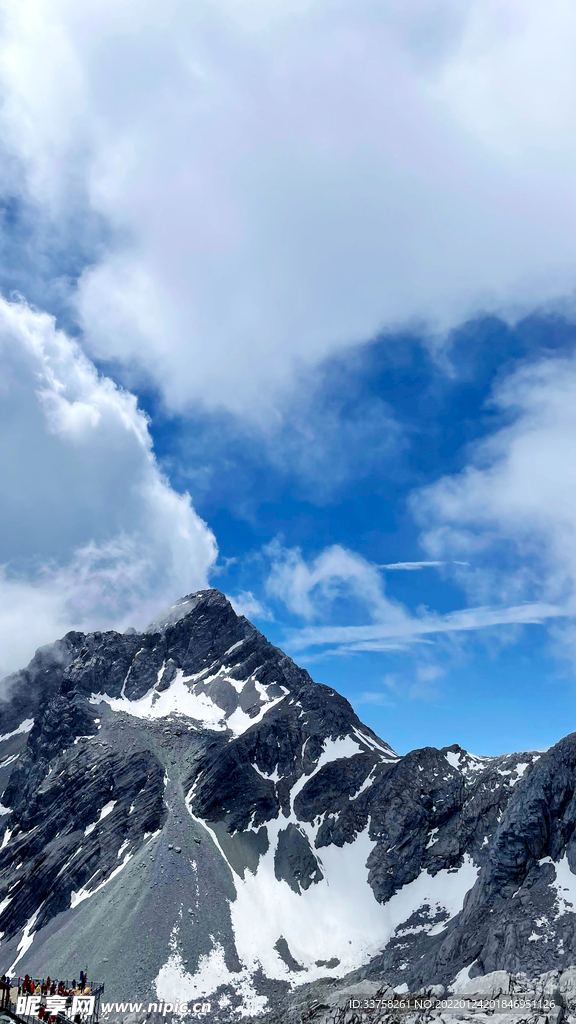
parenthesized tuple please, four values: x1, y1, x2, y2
(17, 995, 96, 1018)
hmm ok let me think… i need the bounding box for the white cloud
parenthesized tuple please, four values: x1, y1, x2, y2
(0, 0, 575, 416)
(265, 540, 565, 655)
(413, 351, 576, 638)
(227, 590, 272, 621)
(0, 296, 217, 679)
(265, 541, 410, 625)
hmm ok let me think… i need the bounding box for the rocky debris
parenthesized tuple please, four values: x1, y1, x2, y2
(259, 968, 576, 1024)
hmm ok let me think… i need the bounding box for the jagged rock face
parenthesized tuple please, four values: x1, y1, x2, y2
(0, 589, 575, 1022)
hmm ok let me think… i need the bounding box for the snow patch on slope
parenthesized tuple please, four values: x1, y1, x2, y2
(187, 714, 480, 993)
(0, 719, 34, 743)
(0, 754, 19, 769)
(222, 816, 477, 986)
(70, 853, 133, 909)
(539, 855, 576, 917)
(8, 904, 43, 973)
(90, 671, 228, 731)
(452, 962, 476, 992)
(90, 667, 286, 737)
(444, 749, 493, 776)
(392, 856, 479, 937)
(229, 822, 381, 982)
(156, 925, 267, 1017)
(99, 800, 116, 821)
(289, 735, 364, 811)
(227, 695, 286, 738)
(352, 726, 397, 759)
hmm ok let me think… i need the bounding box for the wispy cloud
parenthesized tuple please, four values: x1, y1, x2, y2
(264, 539, 566, 658)
(380, 561, 444, 570)
(288, 600, 565, 652)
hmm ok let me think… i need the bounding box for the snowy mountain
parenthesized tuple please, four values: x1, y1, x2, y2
(0, 589, 575, 1022)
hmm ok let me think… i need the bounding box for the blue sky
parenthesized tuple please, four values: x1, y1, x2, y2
(0, 0, 576, 757)
(145, 313, 576, 755)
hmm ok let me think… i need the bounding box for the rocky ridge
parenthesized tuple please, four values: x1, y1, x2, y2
(0, 590, 574, 1022)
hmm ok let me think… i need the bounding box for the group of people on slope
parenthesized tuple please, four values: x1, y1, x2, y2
(19, 971, 90, 997)
(15, 971, 91, 1021)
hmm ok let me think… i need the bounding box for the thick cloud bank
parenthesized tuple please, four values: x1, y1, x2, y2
(0, 0, 575, 416)
(0, 297, 217, 679)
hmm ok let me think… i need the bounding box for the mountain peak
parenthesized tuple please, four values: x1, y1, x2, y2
(0, 592, 574, 1020)
(144, 588, 232, 634)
